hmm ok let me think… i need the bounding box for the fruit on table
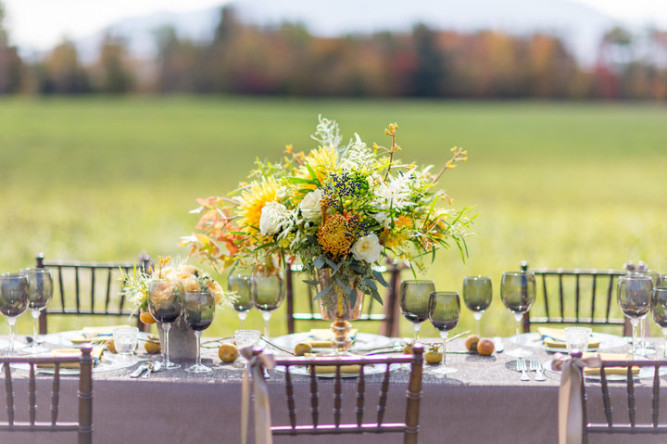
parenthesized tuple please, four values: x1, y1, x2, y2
(145, 340, 161, 354)
(294, 342, 312, 356)
(465, 335, 480, 353)
(107, 339, 117, 354)
(477, 338, 495, 356)
(219, 343, 239, 363)
(140, 311, 157, 324)
(425, 346, 443, 364)
(402, 342, 414, 354)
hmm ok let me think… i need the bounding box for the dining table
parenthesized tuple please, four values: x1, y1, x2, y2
(1, 332, 667, 444)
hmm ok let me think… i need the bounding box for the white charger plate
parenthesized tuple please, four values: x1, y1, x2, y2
(513, 332, 628, 353)
(10, 353, 139, 375)
(274, 363, 401, 379)
(270, 332, 394, 355)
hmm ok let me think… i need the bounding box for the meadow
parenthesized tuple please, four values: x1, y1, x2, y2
(0, 96, 666, 339)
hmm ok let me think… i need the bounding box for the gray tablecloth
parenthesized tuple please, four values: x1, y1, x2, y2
(2, 336, 667, 444)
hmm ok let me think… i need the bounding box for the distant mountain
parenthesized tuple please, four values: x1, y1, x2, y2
(74, 0, 624, 65)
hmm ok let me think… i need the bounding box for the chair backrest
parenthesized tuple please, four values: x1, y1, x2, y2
(36, 253, 151, 333)
(0, 347, 93, 443)
(266, 344, 424, 443)
(285, 262, 406, 337)
(521, 261, 629, 335)
(576, 358, 667, 442)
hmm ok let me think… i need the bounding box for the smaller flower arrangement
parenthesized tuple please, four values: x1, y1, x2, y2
(120, 257, 231, 316)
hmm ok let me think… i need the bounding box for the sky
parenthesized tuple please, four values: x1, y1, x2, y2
(2, 0, 667, 51)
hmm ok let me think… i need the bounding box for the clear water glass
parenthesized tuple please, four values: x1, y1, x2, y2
(428, 291, 460, 376)
(618, 275, 652, 356)
(500, 271, 536, 358)
(564, 327, 591, 353)
(400, 280, 436, 342)
(113, 326, 138, 361)
(234, 329, 261, 368)
(0, 273, 30, 356)
(20, 268, 53, 353)
(462, 275, 492, 336)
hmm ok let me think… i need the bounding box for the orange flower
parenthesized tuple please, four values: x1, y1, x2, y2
(317, 213, 353, 258)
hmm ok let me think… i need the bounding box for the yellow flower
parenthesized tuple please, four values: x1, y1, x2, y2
(298, 146, 338, 188)
(237, 177, 279, 235)
(317, 213, 352, 258)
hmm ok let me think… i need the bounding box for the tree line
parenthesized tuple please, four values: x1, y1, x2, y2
(1, 6, 666, 100)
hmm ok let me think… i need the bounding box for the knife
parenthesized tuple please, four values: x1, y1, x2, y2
(130, 362, 150, 378)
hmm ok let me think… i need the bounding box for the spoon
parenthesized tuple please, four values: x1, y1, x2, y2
(144, 360, 162, 378)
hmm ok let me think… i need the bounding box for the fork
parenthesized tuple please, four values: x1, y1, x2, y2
(517, 358, 530, 381)
(530, 357, 546, 381)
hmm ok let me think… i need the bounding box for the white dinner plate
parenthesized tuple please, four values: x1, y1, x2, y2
(10, 353, 140, 375)
(512, 332, 628, 353)
(543, 358, 667, 381)
(41, 330, 153, 347)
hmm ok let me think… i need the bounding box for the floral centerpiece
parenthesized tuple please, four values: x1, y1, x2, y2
(121, 257, 231, 359)
(183, 116, 472, 351)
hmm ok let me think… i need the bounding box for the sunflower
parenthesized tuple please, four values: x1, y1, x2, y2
(237, 177, 280, 235)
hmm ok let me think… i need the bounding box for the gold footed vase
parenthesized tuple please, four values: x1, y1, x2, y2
(316, 269, 364, 354)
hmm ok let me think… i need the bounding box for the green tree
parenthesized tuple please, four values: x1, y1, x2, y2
(94, 34, 134, 94)
(42, 38, 90, 94)
(0, 1, 23, 94)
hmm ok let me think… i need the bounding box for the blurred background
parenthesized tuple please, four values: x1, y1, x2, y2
(0, 0, 665, 338)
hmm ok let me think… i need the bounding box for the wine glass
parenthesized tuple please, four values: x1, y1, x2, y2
(20, 268, 53, 353)
(251, 265, 285, 339)
(462, 276, 492, 337)
(183, 290, 216, 373)
(228, 272, 252, 329)
(400, 280, 436, 343)
(651, 286, 667, 357)
(500, 271, 536, 357)
(428, 291, 461, 376)
(618, 275, 652, 356)
(148, 279, 184, 369)
(0, 273, 30, 356)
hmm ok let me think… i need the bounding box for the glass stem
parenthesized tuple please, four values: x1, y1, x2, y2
(413, 323, 421, 342)
(473, 312, 483, 337)
(638, 317, 645, 352)
(32, 309, 40, 345)
(514, 313, 523, 343)
(630, 318, 639, 355)
(163, 322, 171, 365)
(8, 317, 17, 356)
(440, 331, 448, 369)
(262, 312, 272, 338)
(195, 330, 202, 368)
(238, 311, 248, 330)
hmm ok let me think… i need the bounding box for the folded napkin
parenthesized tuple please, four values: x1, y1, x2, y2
(37, 347, 105, 368)
(312, 364, 361, 375)
(582, 353, 639, 376)
(538, 327, 600, 349)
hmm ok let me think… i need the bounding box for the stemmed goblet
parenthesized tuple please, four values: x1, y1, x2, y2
(651, 286, 667, 358)
(183, 289, 216, 373)
(148, 279, 184, 370)
(428, 291, 461, 376)
(462, 276, 492, 337)
(20, 268, 53, 353)
(400, 280, 436, 343)
(228, 272, 252, 329)
(251, 264, 285, 339)
(618, 275, 652, 356)
(501, 270, 536, 357)
(0, 273, 30, 356)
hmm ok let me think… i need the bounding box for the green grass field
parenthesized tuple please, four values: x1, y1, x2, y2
(1, 96, 666, 340)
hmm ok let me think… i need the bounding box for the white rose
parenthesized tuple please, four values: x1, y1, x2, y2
(299, 189, 323, 222)
(259, 201, 289, 236)
(351, 234, 383, 263)
(372, 212, 390, 229)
